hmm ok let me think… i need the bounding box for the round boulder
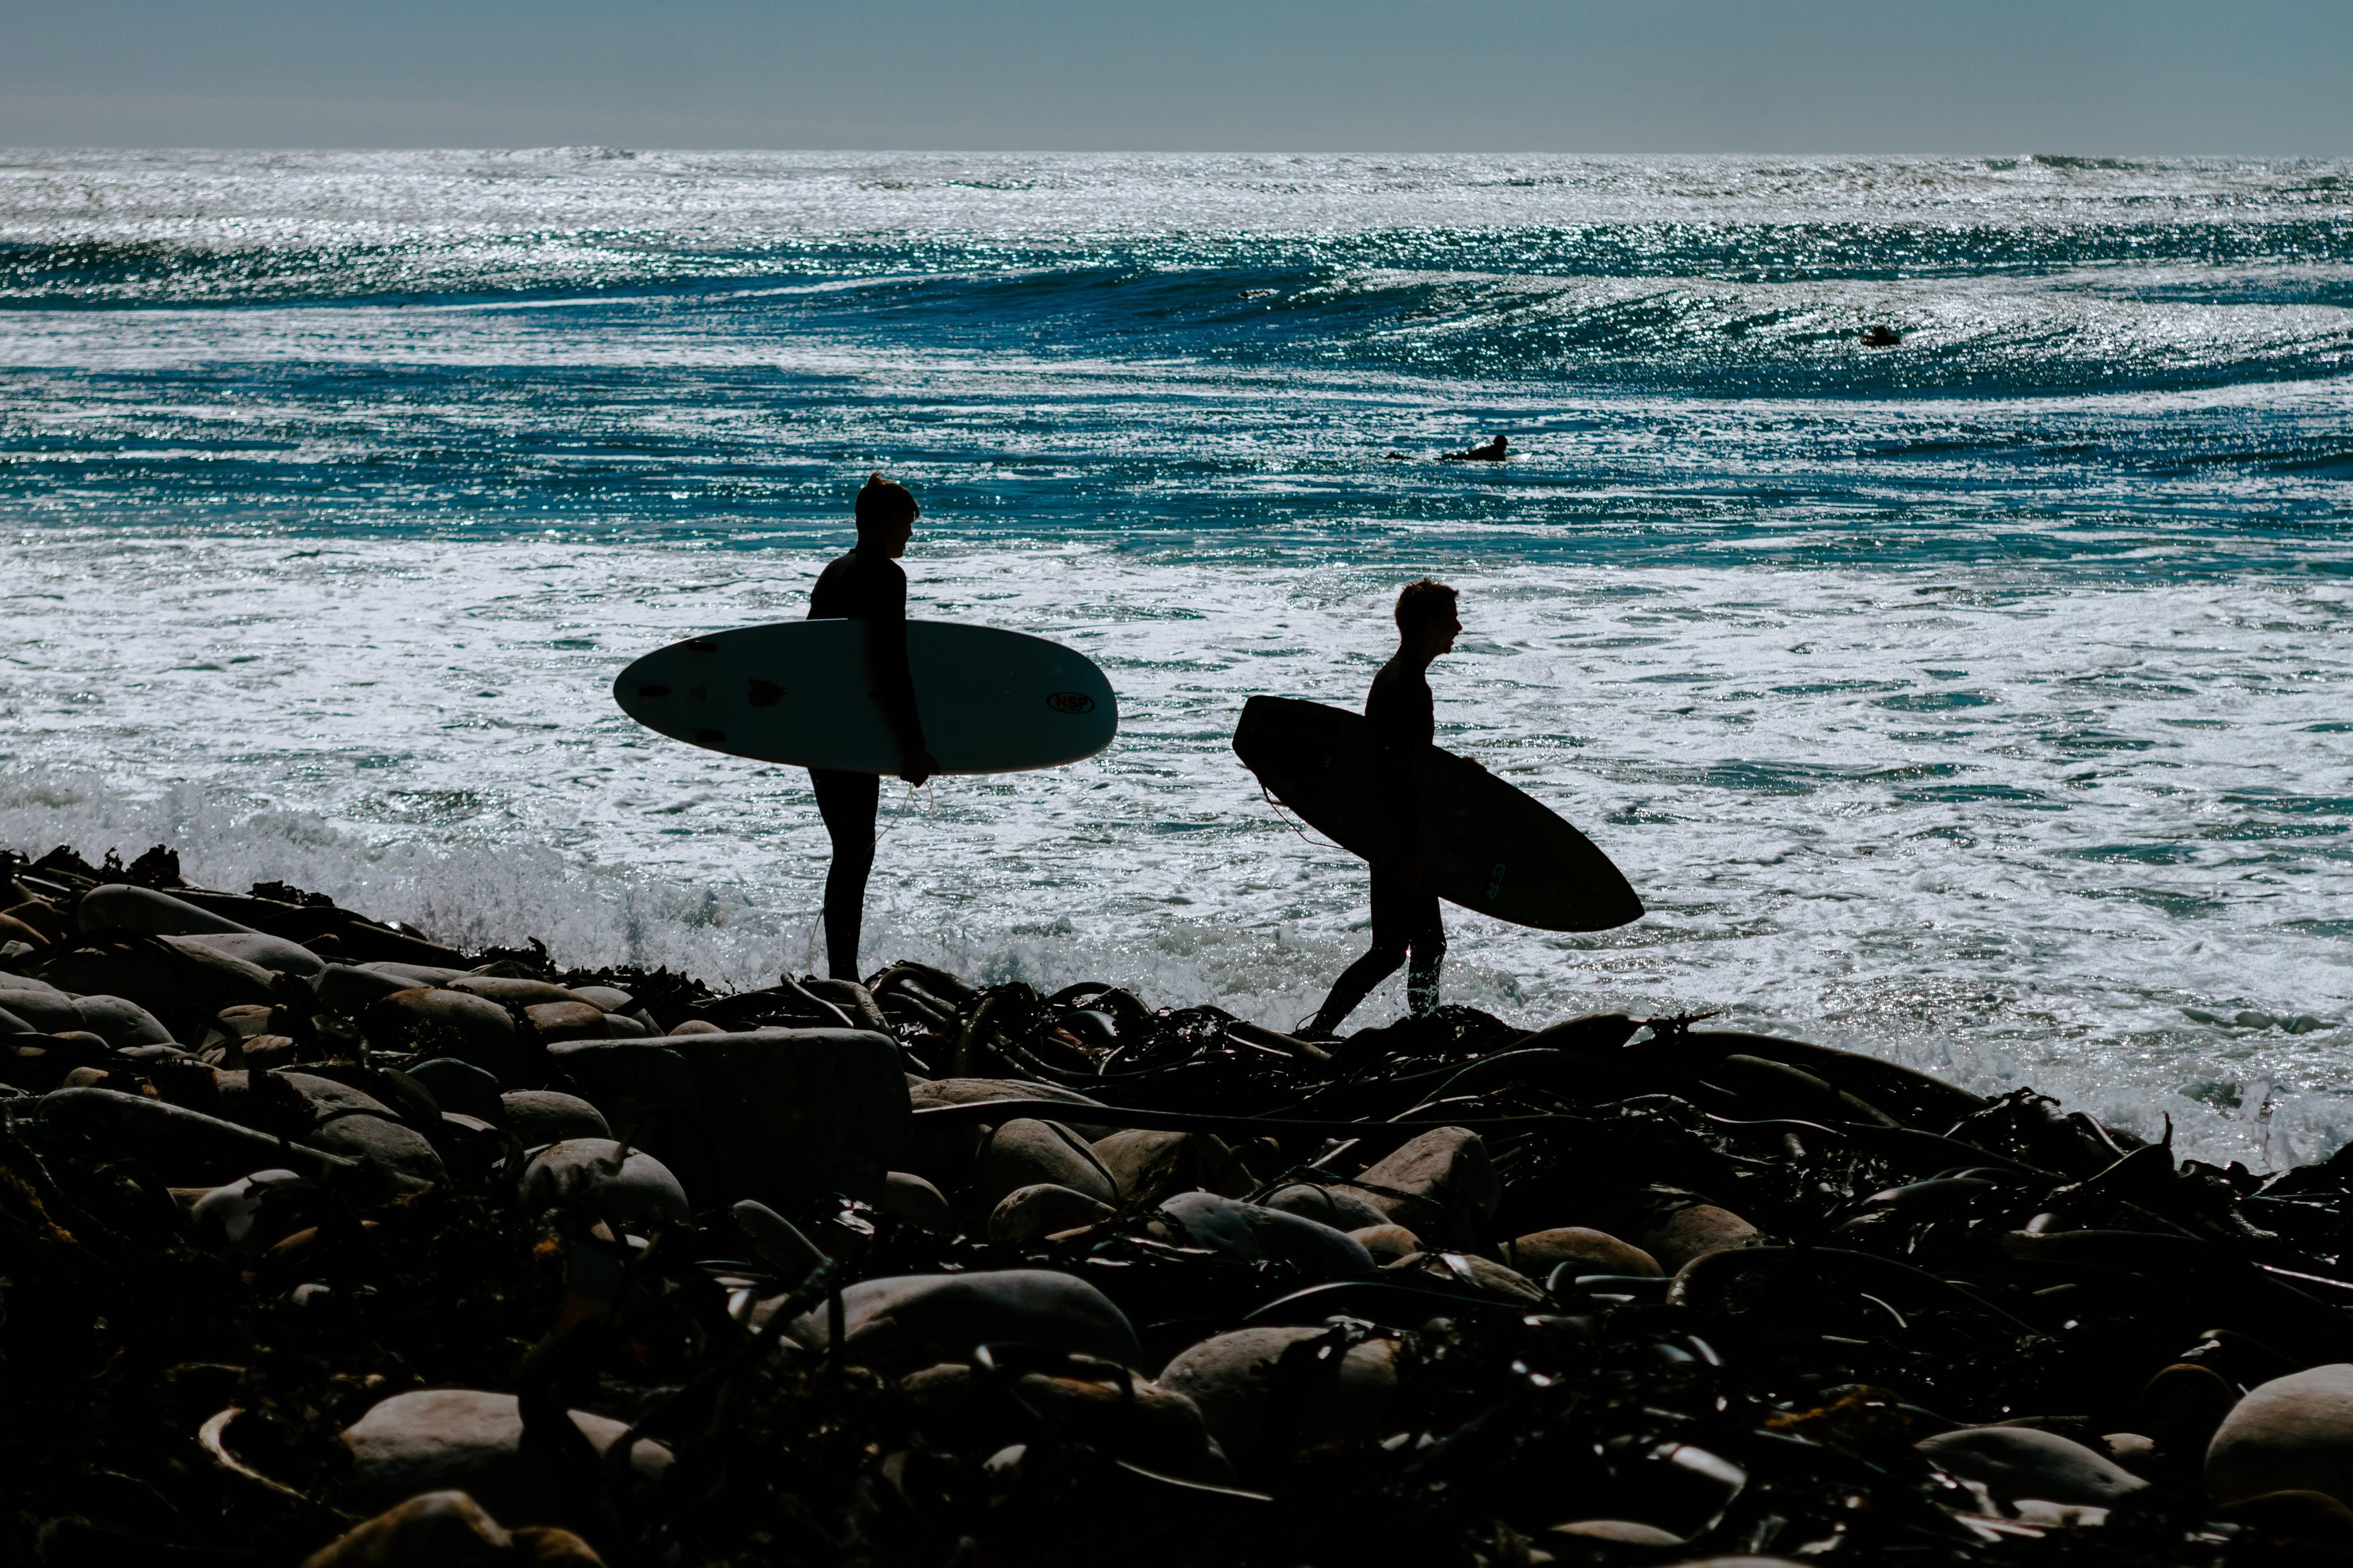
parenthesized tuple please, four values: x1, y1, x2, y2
(1159, 1325, 1404, 1477)
(2209, 1364, 2353, 1508)
(338, 1389, 671, 1530)
(1920, 1426, 2150, 1508)
(519, 1140, 689, 1227)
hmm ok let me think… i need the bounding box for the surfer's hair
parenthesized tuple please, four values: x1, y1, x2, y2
(1394, 578, 1459, 635)
(855, 473, 919, 536)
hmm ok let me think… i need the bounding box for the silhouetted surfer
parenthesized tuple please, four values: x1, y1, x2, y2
(1305, 579, 1461, 1037)
(807, 474, 937, 979)
(1440, 434, 1508, 462)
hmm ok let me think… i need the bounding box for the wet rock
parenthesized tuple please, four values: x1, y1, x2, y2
(549, 1028, 907, 1206)
(1349, 1223, 1422, 1264)
(1148, 1191, 1373, 1276)
(1260, 1181, 1390, 1232)
(0, 912, 49, 948)
(0, 987, 173, 1047)
(766, 1268, 1141, 1370)
(518, 1138, 690, 1227)
(172, 930, 325, 978)
(1342, 1126, 1498, 1249)
(450, 976, 579, 1007)
(361, 960, 470, 987)
(500, 1089, 610, 1148)
(2136, 1360, 2238, 1457)
(988, 1182, 1116, 1242)
(338, 1389, 671, 1529)
(1385, 1250, 1548, 1304)
(2209, 1364, 2353, 1507)
(1549, 1519, 1684, 1545)
(410, 1056, 506, 1119)
(40, 932, 277, 1041)
(1643, 1204, 1762, 1273)
(317, 961, 426, 1017)
(1159, 1326, 1405, 1476)
(307, 1112, 445, 1188)
(569, 984, 635, 1013)
(525, 1000, 608, 1042)
(666, 1018, 722, 1036)
(1090, 1127, 1245, 1200)
(1919, 1426, 2150, 1507)
(1507, 1226, 1662, 1279)
(299, 1490, 605, 1567)
(78, 882, 250, 936)
(970, 1118, 1118, 1214)
(877, 1169, 953, 1233)
(190, 1168, 311, 1254)
(40, 1087, 352, 1183)
(211, 1071, 445, 1187)
(364, 987, 522, 1079)
(902, 1361, 1230, 1482)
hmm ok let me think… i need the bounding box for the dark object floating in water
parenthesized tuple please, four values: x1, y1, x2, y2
(1860, 325, 1904, 347)
(1440, 433, 1509, 462)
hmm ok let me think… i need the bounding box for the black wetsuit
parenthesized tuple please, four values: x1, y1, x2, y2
(1310, 651, 1445, 1032)
(807, 543, 927, 980)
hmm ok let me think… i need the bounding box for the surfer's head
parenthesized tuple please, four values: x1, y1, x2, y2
(856, 473, 920, 558)
(1394, 578, 1461, 659)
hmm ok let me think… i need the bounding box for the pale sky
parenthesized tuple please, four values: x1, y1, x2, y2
(5, 0, 2350, 153)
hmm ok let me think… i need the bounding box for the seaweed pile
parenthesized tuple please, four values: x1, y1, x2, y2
(6, 841, 2353, 1566)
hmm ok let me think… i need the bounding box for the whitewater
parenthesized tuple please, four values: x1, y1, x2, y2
(1, 149, 2347, 1165)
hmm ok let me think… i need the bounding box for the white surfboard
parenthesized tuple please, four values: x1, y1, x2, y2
(613, 619, 1117, 774)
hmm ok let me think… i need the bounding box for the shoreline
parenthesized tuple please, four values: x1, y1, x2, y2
(5, 840, 2353, 1562)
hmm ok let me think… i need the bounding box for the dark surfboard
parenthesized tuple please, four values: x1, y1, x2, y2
(1232, 695, 1642, 932)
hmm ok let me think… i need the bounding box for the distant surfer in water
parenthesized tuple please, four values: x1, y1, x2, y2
(1303, 578, 1461, 1037)
(807, 473, 937, 980)
(1440, 434, 1508, 462)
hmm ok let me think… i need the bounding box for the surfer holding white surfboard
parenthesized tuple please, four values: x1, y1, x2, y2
(805, 474, 938, 980)
(612, 474, 1120, 984)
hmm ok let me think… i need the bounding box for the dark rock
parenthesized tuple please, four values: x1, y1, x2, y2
(765, 1268, 1141, 1370)
(1643, 1204, 1762, 1273)
(877, 1170, 953, 1233)
(1260, 1181, 1391, 1232)
(2209, 1364, 2353, 1508)
(518, 1139, 689, 1227)
(549, 1028, 907, 1206)
(987, 1181, 1116, 1242)
(499, 1089, 610, 1147)
(1918, 1426, 2150, 1507)
(410, 1056, 506, 1118)
(1159, 1325, 1405, 1476)
(1507, 1226, 1662, 1278)
(1342, 1126, 1498, 1249)
(1149, 1191, 1373, 1276)
(364, 987, 523, 1080)
(298, 1490, 605, 1567)
(77, 882, 250, 936)
(970, 1118, 1118, 1214)
(338, 1389, 671, 1530)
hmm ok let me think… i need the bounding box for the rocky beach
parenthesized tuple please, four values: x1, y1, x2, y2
(5, 839, 2353, 1566)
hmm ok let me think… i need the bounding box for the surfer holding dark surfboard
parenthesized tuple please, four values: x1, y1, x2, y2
(1302, 579, 1463, 1038)
(806, 474, 938, 980)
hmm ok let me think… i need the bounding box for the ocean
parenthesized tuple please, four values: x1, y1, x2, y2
(1, 149, 2347, 1165)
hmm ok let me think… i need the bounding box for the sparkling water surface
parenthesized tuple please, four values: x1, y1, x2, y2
(2, 150, 2347, 1165)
